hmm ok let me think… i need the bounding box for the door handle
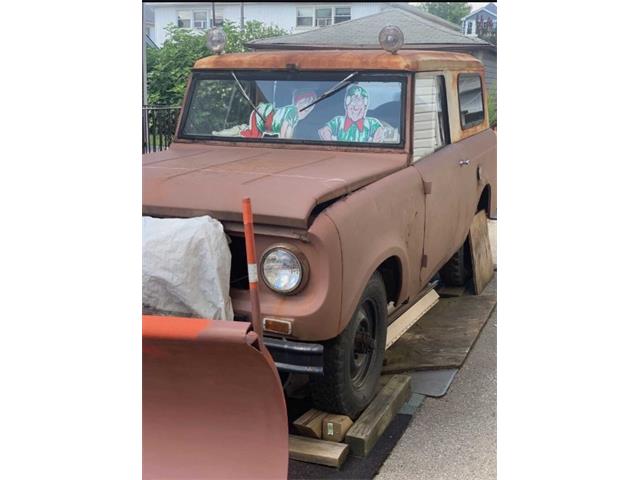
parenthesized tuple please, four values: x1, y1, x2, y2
(458, 159, 470, 166)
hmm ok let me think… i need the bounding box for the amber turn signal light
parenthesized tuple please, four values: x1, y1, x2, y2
(263, 317, 293, 335)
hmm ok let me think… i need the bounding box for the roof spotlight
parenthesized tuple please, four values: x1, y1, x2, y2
(207, 27, 227, 54)
(378, 25, 404, 54)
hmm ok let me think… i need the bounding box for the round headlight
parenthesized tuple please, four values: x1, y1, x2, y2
(260, 246, 308, 295)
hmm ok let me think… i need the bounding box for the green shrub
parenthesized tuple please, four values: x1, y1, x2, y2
(146, 21, 287, 106)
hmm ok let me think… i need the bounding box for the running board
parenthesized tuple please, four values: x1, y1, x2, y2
(385, 289, 439, 349)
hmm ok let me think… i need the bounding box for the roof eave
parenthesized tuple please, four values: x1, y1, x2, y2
(246, 43, 496, 53)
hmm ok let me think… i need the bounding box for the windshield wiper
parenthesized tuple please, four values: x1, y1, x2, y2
(300, 72, 359, 112)
(231, 71, 267, 125)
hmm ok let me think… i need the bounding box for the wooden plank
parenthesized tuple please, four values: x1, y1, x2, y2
(288, 435, 350, 468)
(468, 211, 495, 295)
(383, 294, 497, 372)
(344, 374, 411, 457)
(386, 290, 439, 349)
(293, 409, 329, 439)
(322, 414, 354, 443)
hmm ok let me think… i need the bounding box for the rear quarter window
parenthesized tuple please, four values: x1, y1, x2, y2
(458, 74, 484, 129)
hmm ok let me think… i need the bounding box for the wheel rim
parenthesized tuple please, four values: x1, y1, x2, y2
(351, 299, 376, 389)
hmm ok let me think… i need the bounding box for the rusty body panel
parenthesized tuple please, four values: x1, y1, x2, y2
(194, 49, 483, 73)
(230, 211, 343, 342)
(324, 167, 426, 332)
(142, 316, 288, 479)
(143, 143, 407, 229)
(142, 48, 497, 345)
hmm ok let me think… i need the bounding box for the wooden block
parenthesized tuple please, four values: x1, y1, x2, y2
(289, 435, 350, 468)
(468, 211, 495, 295)
(344, 374, 411, 457)
(386, 290, 439, 349)
(322, 414, 354, 443)
(377, 374, 393, 390)
(293, 409, 329, 439)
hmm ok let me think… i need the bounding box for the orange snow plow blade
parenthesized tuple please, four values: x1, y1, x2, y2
(142, 315, 289, 479)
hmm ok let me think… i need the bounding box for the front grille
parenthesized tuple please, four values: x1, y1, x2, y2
(229, 234, 249, 290)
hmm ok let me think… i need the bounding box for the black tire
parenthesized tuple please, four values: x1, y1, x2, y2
(439, 241, 471, 287)
(310, 272, 387, 419)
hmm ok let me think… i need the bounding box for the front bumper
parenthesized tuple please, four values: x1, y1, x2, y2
(263, 336, 324, 376)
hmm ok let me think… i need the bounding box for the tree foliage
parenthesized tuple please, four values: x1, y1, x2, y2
(418, 2, 472, 26)
(146, 21, 287, 106)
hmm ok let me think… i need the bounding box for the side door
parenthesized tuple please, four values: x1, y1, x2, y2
(411, 72, 463, 285)
(412, 71, 488, 285)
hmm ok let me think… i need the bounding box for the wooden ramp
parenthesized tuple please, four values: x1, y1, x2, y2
(383, 290, 496, 373)
(386, 289, 439, 349)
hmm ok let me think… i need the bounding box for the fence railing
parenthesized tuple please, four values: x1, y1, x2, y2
(142, 106, 181, 154)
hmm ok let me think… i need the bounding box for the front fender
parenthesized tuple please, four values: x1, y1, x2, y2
(325, 167, 426, 335)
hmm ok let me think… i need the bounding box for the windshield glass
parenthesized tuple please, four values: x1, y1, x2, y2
(180, 71, 406, 146)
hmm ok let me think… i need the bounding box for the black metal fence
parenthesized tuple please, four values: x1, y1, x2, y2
(142, 106, 181, 153)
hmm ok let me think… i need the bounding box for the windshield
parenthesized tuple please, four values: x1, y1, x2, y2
(180, 71, 406, 147)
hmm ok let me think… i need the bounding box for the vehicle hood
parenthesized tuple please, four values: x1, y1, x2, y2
(143, 142, 408, 229)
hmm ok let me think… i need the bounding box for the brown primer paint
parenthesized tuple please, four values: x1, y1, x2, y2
(142, 49, 496, 342)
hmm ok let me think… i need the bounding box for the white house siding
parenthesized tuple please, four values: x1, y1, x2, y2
(472, 50, 496, 94)
(149, 2, 384, 47)
(462, 9, 497, 37)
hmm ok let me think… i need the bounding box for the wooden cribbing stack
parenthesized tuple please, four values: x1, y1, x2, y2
(289, 374, 411, 467)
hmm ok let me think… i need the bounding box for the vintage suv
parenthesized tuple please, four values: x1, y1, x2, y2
(142, 39, 496, 418)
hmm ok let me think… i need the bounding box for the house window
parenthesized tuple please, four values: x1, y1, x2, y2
(209, 13, 223, 27)
(458, 74, 485, 129)
(315, 7, 332, 27)
(296, 7, 313, 27)
(466, 21, 473, 34)
(177, 11, 191, 28)
(334, 7, 351, 23)
(194, 11, 208, 29)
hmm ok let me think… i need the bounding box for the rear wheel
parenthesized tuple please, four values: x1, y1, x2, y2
(439, 240, 471, 287)
(310, 272, 387, 419)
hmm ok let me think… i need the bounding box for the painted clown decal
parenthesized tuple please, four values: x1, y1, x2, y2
(318, 84, 386, 143)
(239, 90, 317, 139)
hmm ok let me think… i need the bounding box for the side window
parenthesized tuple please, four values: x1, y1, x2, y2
(458, 74, 485, 129)
(413, 74, 450, 162)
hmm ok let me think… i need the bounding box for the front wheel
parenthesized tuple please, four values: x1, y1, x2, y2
(310, 272, 387, 419)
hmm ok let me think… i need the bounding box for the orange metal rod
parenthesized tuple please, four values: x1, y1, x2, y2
(242, 197, 263, 344)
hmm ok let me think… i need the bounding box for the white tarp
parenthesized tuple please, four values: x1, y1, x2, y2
(142, 216, 234, 320)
